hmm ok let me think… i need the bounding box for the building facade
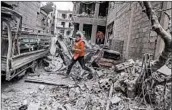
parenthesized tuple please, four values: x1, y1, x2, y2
(3, 1, 41, 33)
(72, 1, 109, 43)
(106, 1, 171, 60)
(55, 10, 74, 37)
(40, 2, 56, 34)
(3, 1, 56, 34)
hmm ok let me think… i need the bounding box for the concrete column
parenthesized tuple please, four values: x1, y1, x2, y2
(91, 25, 97, 44)
(94, 3, 100, 18)
(77, 3, 80, 14)
(79, 23, 83, 31)
(126, 3, 134, 59)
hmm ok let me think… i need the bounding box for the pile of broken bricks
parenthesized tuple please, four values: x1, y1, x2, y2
(2, 57, 171, 110)
(31, 58, 171, 110)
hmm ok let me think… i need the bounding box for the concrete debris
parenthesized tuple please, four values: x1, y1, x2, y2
(39, 85, 45, 90)
(56, 103, 66, 110)
(68, 87, 80, 99)
(99, 78, 113, 91)
(28, 102, 40, 110)
(2, 53, 171, 110)
(96, 70, 104, 77)
(75, 96, 89, 110)
(115, 59, 135, 71)
(64, 104, 73, 110)
(44, 56, 64, 72)
(110, 96, 121, 104)
(1, 94, 9, 100)
(157, 65, 171, 76)
(103, 49, 121, 60)
(23, 100, 28, 105)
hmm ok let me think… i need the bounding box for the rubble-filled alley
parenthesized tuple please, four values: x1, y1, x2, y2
(1, 54, 171, 110)
(1, 1, 172, 110)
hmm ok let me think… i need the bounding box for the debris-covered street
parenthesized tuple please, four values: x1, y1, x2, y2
(1, 56, 171, 110)
(1, 1, 172, 110)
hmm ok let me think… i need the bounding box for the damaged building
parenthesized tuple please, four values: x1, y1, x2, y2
(72, 1, 109, 43)
(2, 1, 56, 34)
(1, 1, 172, 110)
(106, 1, 171, 60)
(55, 10, 74, 37)
(40, 2, 56, 34)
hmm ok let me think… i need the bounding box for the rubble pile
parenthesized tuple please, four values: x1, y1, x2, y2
(2, 58, 171, 110)
(39, 55, 172, 109)
(2, 34, 171, 110)
(44, 56, 66, 72)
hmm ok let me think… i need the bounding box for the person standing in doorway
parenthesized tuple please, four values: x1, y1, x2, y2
(65, 34, 93, 79)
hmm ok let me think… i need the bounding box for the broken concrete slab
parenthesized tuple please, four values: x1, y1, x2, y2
(96, 70, 104, 77)
(39, 85, 45, 90)
(85, 80, 96, 90)
(28, 102, 40, 110)
(68, 87, 80, 99)
(64, 103, 73, 110)
(115, 59, 135, 71)
(110, 96, 121, 104)
(23, 100, 28, 105)
(1, 94, 9, 100)
(157, 65, 171, 76)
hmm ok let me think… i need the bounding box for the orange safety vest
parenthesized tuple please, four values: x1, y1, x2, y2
(73, 40, 85, 59)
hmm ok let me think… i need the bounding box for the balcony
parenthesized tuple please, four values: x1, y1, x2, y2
(72, 14, 106, 26)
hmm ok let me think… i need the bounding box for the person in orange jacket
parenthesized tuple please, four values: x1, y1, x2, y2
(65, 34, 93, 79)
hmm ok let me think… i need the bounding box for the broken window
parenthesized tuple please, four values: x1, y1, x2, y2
(107, 22, 114, 39)
(62, 13, 67, 19)
(79, 3, 95, 15)
(19, 37, 38, 53)
(61, 22, 65, 27)
(69, 23, 72, 28)
(69, 14, 72, 18)
(99, 2, 109, 17)
(73, 23, 79, 36)
(83, 24, 92, 40)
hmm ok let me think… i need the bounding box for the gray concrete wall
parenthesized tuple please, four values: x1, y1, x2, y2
(14, 2, 40, 31)
(106, 2, 167, 60)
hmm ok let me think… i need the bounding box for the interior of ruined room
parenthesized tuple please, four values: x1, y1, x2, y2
(83, 24, 92, 40)
(79, 3, 95, 15)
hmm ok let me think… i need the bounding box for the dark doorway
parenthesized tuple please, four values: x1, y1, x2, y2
(83, 24, 92, 40)
(99, 2, 109, 17)
(75, 23, 79, 30)
(97, 25, 106, 34)
(73, 23, 79, 37)
(96, 25, 106, 44)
